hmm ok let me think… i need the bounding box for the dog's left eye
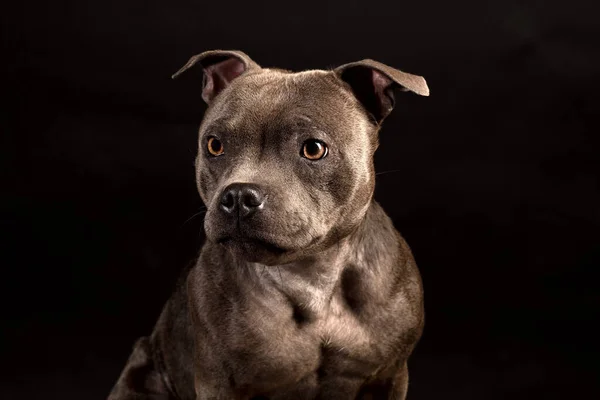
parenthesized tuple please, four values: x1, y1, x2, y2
(301, 139, 328, 160)
(207, 137, 225, 156)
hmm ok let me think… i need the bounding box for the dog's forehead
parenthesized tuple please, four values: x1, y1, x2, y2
(203, 69, 365, 135)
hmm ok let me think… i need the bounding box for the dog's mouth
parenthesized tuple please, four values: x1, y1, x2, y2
(217, 236, 289, 255)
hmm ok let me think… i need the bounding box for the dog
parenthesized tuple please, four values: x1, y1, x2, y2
(108, 50, 429, 400)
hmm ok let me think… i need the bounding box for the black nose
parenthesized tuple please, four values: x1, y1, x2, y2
(219, 183, 266, 218)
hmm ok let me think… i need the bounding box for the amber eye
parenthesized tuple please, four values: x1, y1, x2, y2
(302, 139, 328, 160)
(207, 137, 224, 156)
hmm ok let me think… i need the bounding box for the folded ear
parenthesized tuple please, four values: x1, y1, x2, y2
(172, 50, 261, 104)
(334, 59, 429, 124)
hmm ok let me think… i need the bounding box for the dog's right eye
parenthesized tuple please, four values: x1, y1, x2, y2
(301, 139, 328, 161)
(207, 137, 224, 156)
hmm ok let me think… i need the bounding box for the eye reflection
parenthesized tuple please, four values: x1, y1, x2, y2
(207, 137, 224, 156)
(302, 139, 328, 160)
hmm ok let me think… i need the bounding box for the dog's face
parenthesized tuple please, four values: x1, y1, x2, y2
(173, 51, 429, 265)
(197, 70, 376, 265)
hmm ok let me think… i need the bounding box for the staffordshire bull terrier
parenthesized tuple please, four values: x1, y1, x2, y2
(108, 49, 429, 400)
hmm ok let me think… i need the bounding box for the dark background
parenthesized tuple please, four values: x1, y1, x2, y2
(1, 1, 599, 399)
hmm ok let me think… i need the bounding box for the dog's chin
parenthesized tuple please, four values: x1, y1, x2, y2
(216, 236, 292, 264)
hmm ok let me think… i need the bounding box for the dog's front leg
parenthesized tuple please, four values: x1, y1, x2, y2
(194, 385, 235, 400)
(315, 375, 365, 400)
(383, 364, 409, 400)
(108, 336, 175, 400)
(193, 368, 238, 400)
(356, 361, 409, 400)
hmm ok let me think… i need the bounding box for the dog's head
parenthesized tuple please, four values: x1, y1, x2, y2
(173, 50, 429, 265)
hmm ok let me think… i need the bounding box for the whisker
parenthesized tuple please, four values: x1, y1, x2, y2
(375, 169, 404, 177)
(181, 207, 207, 228)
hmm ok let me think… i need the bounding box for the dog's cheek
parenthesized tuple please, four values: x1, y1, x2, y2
(269, 188, 324, 244)
(325, 160, 375, 240)
(196, 170, 209, 204)
(203, 210, 214, 240)
(296, 190, 335, 241)
(196, 161, 224, 206)
(329, 163, 357, 207)
(287, 165, 341, 238)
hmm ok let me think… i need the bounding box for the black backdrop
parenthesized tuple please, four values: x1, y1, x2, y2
(1, 1, 599, 399)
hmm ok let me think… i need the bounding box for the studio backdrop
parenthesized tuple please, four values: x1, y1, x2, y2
(1, 0, 598, 399)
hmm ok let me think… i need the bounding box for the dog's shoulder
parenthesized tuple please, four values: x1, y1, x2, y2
(348, 201, 425, 339)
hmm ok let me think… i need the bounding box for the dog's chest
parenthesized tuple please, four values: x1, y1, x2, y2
(217, 280, 383, 395)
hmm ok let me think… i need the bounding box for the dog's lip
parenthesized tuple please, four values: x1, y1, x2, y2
(217, 235, 289, 254)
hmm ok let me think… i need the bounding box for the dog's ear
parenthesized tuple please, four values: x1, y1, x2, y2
(172, 50, 261, 104)
(334, 59, 429, 124)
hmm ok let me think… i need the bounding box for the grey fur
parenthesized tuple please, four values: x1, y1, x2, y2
(108, 50, 428, 400)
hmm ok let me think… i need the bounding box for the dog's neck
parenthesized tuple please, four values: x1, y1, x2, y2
(238, 201, 397, 318)
(253, 236, 354, 317)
